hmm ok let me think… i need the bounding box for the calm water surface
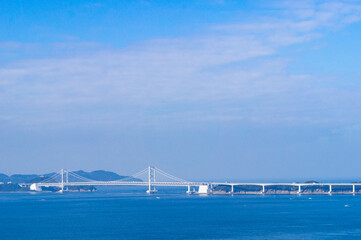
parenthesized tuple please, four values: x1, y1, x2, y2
(1, 188, 361, 239)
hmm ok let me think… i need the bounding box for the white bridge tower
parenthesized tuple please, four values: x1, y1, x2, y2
(146, 166, 158, 194)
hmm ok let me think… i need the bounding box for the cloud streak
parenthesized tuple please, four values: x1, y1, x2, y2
(1, 0, 361, 127)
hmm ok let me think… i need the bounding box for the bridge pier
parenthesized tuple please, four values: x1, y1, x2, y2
(231, 184, 234, 193)
(30, 183, 42, 192)
(60, 169, 64, 193)
(198, 185, 210, 194)
(297, 185, 301, 194)
(353, 184, 356, 194)
(187, 185, 192, 194)
(65, 170, 69, 191)
(329, 184, 332, 195)
(261, 185, 265, 194)
(146, 186, 158, 194)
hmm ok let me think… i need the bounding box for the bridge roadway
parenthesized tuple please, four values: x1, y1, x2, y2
(36, 181, 207, 187)
(35, 182, 361, 187)
(33, 181, 361, 194)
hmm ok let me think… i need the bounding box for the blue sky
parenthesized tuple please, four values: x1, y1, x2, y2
(1, 0, 361, 181)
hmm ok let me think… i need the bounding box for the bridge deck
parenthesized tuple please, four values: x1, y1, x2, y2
(36, 181, 361, 187)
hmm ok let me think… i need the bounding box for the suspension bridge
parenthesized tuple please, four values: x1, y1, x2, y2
(29, 166, 361, 194)
(30, 166, 209, 194)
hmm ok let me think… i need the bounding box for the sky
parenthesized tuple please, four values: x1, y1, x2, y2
(1, 0, 361, 181)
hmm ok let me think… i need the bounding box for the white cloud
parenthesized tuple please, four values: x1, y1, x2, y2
(215, 0, 361, 46)
(1, 0, 361, 127)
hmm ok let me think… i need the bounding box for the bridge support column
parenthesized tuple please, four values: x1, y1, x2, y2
(187, 185, 191, 194)
(297, 185, 301, 194)
(198, 185, 210, 194)
(60, 169, 64, 193)
(261, 185, 265, 194)
(329, 185, 332, 195)
(65, 170, 69, 191)
(231, 184, 234, 193)
(30, 183, 42, 192)
(353, 185, 356, 194)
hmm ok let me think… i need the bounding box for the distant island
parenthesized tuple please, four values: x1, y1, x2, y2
(0, 170, 140, 192)
(212, 183, 360, 194)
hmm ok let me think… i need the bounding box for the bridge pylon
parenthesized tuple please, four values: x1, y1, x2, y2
(146, 166, 158, 194)
(59, 169, 70, 193)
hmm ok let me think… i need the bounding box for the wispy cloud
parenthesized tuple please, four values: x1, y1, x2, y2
(1, 0, 361, 127)
(215, 0, 361, 46)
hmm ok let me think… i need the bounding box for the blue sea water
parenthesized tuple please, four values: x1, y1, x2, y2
(1, 188, 361, 239)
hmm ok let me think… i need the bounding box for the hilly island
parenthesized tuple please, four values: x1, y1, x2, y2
(0, 170, 140, 192)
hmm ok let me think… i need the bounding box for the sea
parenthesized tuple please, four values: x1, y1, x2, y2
(1, 187, 361, 240)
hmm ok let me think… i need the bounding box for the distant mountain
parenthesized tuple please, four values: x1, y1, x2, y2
(0, 173, 10, 183)
(73, 170, 139, 181)
(305, 180, 319, 183)
(0, 170, 141, 184)
(0, 173, 38, 184)
(10, 174, 39, 183)
(0, 183, 21, 192)
(26, 176, 50, 183)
